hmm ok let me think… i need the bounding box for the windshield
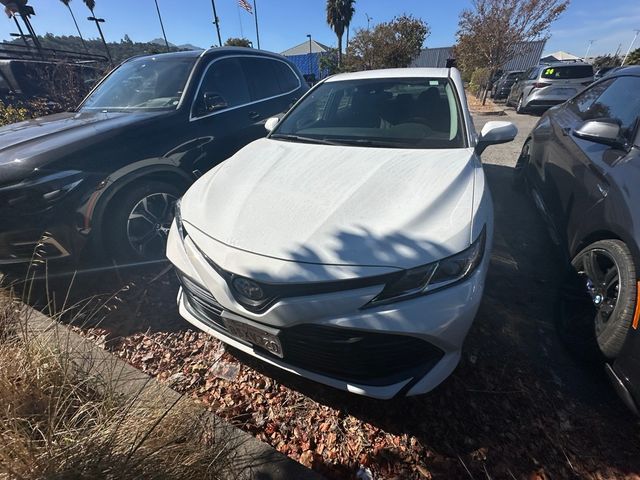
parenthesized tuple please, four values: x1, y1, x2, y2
(81, 56, 196, 111)
(272, 78, 466, 149)
(541, 65, 594, 79)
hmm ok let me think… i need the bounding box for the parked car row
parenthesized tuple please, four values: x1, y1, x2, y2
(1, 49, 639, 413)
(0, 48, 308, 266)
(514, 66, 640, 413)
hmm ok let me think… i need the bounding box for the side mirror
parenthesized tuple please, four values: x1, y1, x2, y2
(475, 121, 518, 155)
(265, 115, 282, 132)
(573, 119, 626, 148)
(203, 92, 228, 113)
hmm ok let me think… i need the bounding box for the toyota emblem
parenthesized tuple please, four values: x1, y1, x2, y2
(232, 277, 264, 301)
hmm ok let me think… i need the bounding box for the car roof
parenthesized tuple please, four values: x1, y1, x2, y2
(538, 61, 591, 68)
(326, 68, 450, 82)
(608, 65, 640, 77)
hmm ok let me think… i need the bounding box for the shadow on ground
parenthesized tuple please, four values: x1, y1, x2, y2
(7, 161, 640, 479)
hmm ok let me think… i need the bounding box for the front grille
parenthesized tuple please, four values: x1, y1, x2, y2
(280, 325, 443, 385)
(178, 273, 443, 386)
(178, 273, 226, 330)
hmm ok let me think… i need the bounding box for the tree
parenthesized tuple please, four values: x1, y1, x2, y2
(343, 0, 356, 53)
(455, 0, 570, 104)
(346, 14, 429, 71)
(326, 0, 355, 67)
(224, 37, 252, 47)
(592, 54, 622, 69)
(626, 48, 640, 66)
(83, 0, 95, 13)
(59, 0, 88, 52)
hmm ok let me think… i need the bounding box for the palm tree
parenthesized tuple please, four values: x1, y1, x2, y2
(343, 0, 355, 55)
(326, 0, 356, 67)
(82, 0, 113, 64)
(83, 0, 96, 13)
(59, 0, 88, 52)
(326, 0, 345, 66)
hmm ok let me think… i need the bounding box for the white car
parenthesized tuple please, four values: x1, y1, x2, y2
(167, 68, 517, 399)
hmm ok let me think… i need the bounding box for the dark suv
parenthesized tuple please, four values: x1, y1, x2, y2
(0, 47, 307, 267)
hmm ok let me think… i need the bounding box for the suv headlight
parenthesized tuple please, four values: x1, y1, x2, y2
(364, 227, 486, 308)
(0, 170, 85, 211)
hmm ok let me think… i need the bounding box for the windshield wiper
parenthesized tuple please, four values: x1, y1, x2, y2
(331, 138, 405, 148)
(269, 134, 342, 146)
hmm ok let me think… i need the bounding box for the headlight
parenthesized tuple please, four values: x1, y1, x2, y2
(364, 227, 486, 307)
(174, 197, 187, 241)
(0, 170, 85, 210)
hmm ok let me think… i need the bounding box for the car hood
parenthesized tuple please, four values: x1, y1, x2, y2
(182, 138, 477, 270)
(0, 110, 168, 186)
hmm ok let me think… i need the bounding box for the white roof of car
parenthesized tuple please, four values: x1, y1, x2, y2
(325, 68, 450, 82)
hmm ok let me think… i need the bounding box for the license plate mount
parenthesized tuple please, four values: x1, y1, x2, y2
(222, 315, 284, 358)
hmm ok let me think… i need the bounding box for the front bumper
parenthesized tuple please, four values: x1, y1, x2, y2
(167, 223, 490, 399)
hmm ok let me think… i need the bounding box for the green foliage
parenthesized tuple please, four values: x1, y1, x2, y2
(0, 102, 29, 126)
(593, 54, 622, 69)
(469, 67, 491, 97)
(318, 47, 341, 75)
(224, 37, 252, 47)
(626, 47, 640, 66)
(346, 14, 430, 71)
(11, 33, 188, 64)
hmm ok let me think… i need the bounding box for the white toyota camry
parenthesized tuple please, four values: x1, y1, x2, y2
(167, 68, 517, 399)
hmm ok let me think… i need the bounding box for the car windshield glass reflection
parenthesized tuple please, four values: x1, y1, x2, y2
(81, 56, 196, 111)
(272, 78, 465, 149)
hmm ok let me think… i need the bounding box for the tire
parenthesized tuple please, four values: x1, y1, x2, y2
(105, 180, 182, 264)
(516, 95, 526, 114)
(557, 240, 636, 360)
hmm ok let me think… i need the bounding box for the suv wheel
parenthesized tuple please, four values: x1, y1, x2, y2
(557, 240, 636, 360)
(106, 180, 182, 263)
(516, 95, 526, 114)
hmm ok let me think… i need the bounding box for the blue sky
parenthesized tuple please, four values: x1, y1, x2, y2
(0, 0, 638, 57)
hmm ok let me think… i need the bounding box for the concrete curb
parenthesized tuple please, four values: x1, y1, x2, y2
(18, 302, 326, 480)
(469, 109, 507, 116)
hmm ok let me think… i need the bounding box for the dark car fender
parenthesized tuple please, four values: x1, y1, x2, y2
(80, 160, 195, 254)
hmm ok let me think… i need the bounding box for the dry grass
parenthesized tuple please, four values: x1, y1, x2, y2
(466, 92, 505, 113)
(0, 285, 240, 480)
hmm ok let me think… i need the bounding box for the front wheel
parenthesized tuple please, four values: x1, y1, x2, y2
(105, 180, 182, 264)
(557, 240, 637, 359)
(516, 96, 526, 114)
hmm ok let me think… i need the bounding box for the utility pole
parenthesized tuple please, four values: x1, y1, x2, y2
(584, 40, 594, 60)
(253, 0, 260, 49)
(210, 0, 222, 47)
(306, 33, 312, 75)
(622, 29, 640, 65)
(365, 13, 372, 30)
(154, 0, 170, 52)
(88, 13, 113, 65)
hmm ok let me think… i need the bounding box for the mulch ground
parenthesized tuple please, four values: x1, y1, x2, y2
(41, 262, 638, 480)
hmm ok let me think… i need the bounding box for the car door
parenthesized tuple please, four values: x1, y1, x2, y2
(541, 76, 640, 244)
(189, 56, 255, 174)
(239, 56, 303, 133)
(509, 69, 531, 104)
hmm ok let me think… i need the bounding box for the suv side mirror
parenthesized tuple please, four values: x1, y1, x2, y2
(573, 119, 626, 149)
(265, 115, 283, 132)
(475, 121, 518, 155)
(203, 92, 228, 113)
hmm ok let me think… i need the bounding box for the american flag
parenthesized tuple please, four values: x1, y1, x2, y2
(238, 0, 253, 14)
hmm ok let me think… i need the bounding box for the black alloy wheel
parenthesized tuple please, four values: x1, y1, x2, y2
(106, 180, 182, 264)
(557, 240, 636, 359)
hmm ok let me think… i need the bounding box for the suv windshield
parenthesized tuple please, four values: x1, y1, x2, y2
(540, 65, 594, 79)
(272, 78, 465, 149)
(81, 56, 196, 111)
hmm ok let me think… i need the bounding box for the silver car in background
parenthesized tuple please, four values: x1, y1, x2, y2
(507, 62, 594, 114)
